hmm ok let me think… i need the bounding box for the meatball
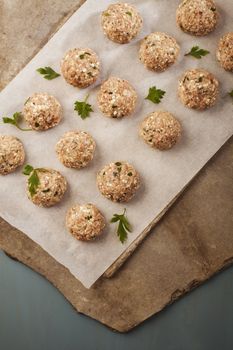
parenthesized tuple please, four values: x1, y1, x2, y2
(0, 135, 25, 175)
(56, 131, 96, 169)
(97, 77, 137, 118)
(26, 168, 67, 207)
(139, 32, 180, 72)
(176, 0, 218, 36)
(101, 2, 143, 44)
(66, 203, 106, 241)
(97, 161, 140, 202)
(61, 48, 100, 88)
(23, 93, 62, 131)
(216, 33, 233, 71)
(139, 111, 182, 150)
(178, 69, 219, 110)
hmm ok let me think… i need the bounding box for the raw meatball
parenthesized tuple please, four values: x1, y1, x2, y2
(139, 32, 180, 72)
(26, 168, 67, 207)
(176, 0, 218, 36)
(23, 93, 62, 131)
(66, 203, 106, 241)
(139, 111, 182, 150)
(97, 161, 140, 202)
(61, 48, 100, 88)
(56, 131, 96, 169)
(178, 69, 219, 110)
(0, 135, 25, 175)
(216, 33, 233, 71)
(101, 2, 143, 44)
(97, 77, 137, 118)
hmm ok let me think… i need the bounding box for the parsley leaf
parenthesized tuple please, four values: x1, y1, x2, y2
(185, 46, 210, 59)
(36, 66, 60, 80)
(145, 86, 166, 104)
(28, 171, 40, 196)
(110, 209, 132, 244)
(23, 164, 34, 175)
(126, 11, 132, 17)
(2, 112, 32, 131)
(22, 164, 40, 197)
(74, 94, 93, 120)
(229, 90, 233, 100)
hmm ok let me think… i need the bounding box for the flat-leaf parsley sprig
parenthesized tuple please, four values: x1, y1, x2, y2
(185, 46, 210, 59)
(74, 94, 93, 119)
(110, 208, 132, 244)
(36, 66, 60, 80)
(2, 112, 32, 131)
(145, 86, 166, 104)
(23, 165, 42, 196)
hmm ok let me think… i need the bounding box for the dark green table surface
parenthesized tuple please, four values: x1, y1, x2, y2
(0, 250, 232, 350)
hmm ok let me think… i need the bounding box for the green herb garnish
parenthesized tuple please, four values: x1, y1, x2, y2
(110, 208, 132, 244)
(74, 94, 93, 120)
(185, 46, 210, 59)
(229, 90, 233, 101)
(24, 97, 30, 105)
(2, 112, 32, 131)
(145, 86, 166, 104)
(23, 165, 40, 197)
(126, 11, 132, 17)
(36, 66, 60, 80)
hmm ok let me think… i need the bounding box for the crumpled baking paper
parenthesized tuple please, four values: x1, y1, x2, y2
(0, 0, 232, 288)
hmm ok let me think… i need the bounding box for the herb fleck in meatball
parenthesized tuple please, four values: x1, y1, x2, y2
(101, 2, 143, 44)
(139, 111, 182, 150)
(97, 161, 141, 202)
(61, 48, 100, 88)
(178, 69, 219, 110)
(23, 93, 62, 131)
(139, 32, 180, 72)
(97, 77, 137, 118)
(66, 203, 106, 241)
(0, 135, 25, 175)
(176, 0, 218, 36)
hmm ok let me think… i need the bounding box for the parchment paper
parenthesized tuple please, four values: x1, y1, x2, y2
(0, 0, 232, 288)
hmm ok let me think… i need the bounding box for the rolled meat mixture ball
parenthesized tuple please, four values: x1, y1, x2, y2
(0, 135, 25, 175)
(56, 131, 96, 169)
(97, 77, 137, 118)
(176, 0, 218, 36)
(216, 33, 233, 71)
(139, 32, 180, 72)
(178, 69, 219, 110)
(66, 203, 106, 241)
(97, 161, 140, 202)
(139, 111, 182, 150)
(101, 2, 143, 44)
(23, 93, 62, 131)
(61, 48, 100, 88)
(26, 168, 67, 207)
